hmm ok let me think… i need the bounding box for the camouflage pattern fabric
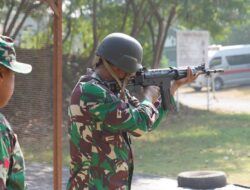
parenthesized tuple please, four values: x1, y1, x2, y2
(67, 70, 175, 190)
(0, 35, 32, 74)
(0, 36, 16, 68)
(0, 113, 26, 190)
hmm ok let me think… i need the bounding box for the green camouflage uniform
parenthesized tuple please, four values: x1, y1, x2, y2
(67, 70, 175, 190)
(0, 113, 26, 190)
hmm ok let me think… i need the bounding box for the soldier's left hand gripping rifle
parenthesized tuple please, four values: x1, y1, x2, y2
(108, 64, 224, 111)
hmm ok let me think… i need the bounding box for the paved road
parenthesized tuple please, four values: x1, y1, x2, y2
(26, 162, 249, 190)
(26, 162, 178, 190)
(178, 86, 250, 114)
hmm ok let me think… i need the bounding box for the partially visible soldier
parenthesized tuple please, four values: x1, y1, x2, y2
(67, 33, 198, 190)
(0, 35, 32, 189)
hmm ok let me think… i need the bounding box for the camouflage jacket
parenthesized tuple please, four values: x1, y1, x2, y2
(0, 113, 26, 190)
(67, 71, 175, 190)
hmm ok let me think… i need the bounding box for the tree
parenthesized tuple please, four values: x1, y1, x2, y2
(178, 0, 250, 43)
(61, 0, 178, 68)
(2, 0, 249, 67)
(221, 5, 250, 45)
(146, 0, 178, 68)
(0, 0, 45, 39)
(223, 24, 250, 45)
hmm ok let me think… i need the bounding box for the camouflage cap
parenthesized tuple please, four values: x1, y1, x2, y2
(0, 35, 32, 74)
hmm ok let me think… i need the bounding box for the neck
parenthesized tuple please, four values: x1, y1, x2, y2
(95, 64, 114, 81)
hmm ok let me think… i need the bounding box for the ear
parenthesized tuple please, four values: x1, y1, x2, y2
(0, 67, 4, 85)
(0, 74, 3, 88)
(0, 67, 3, 78)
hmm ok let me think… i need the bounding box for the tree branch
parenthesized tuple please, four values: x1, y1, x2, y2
(148, 0, 162, 22)
(86, 0, 98, 67)
(147, 19, 156, 59)
(62, 2, 74, 43)
(148, 0, 177, 68)
(129, 0, 147, 37)
(12, 1, 44, 39)
(3, 0, 15, 35)
(136, 2, 156, 36)
(6, 0, 27, 36)
(120, 0, 130, 32)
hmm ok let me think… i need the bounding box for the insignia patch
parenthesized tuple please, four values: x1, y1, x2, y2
(117, 109, 122, 118)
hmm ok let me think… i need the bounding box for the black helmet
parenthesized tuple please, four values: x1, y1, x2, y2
(96, 33, 143, 73)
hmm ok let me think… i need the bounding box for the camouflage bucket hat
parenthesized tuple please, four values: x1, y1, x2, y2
(0, 35, 32, 74)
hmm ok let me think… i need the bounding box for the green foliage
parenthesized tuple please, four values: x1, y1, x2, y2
(160, 55, 170, 68)
(139, 30, 154, 68)
(178, 0, 250, 43)
(20, 28, 52, 49)
(0, 0, 48, 38)
(61, 0, 250, 66)
(221, 10, 250, 45)
(62, 17, 93, 55)
(1, 0, 250, 65)
(223, 25, 250, 45)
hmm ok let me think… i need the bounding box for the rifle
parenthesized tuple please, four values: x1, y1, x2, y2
(108, 64, 224, 111)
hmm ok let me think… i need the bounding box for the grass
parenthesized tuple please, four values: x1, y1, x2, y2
(133, 106, 250, 185)
(21, 132, 69, 166)
(21, 105, 250, 186)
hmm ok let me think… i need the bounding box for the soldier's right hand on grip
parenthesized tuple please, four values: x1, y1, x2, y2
(143, 86, 160, 104)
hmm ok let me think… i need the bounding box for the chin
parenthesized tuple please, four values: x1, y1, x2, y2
(0, 100, 10, 108)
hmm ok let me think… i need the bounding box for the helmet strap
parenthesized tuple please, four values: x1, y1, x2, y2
(102, 58, 130, 100)
(92, 55, 100, 68)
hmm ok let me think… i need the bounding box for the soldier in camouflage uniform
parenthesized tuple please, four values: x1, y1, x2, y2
(0, 35, 32, 190)
(67, 33, 198, 190)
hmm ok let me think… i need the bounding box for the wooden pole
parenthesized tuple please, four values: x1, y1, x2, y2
(44, 0, 63, 189)
(53, 0, 62, 189)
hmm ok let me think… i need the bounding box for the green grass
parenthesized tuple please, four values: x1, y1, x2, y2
(21, 133, 69, 166)
(21, 106, 250, 185)
(133, 106, 250, 185)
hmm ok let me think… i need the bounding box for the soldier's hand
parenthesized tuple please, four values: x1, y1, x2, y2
(128, 95, 140, 107)
(143, 86, 160, 104)
(170, 67, 200, 95)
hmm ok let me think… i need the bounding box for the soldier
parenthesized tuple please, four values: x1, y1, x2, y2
(67, 33, 198, 190)
(0, 35, 32, 189)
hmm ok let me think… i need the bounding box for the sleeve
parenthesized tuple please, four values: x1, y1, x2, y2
(6, 134, 26, 190)
(80, 82, 174, 136)
(0, 131, 11, 189)
(0, 116, 26, 190)
(150, 95, 176, 129)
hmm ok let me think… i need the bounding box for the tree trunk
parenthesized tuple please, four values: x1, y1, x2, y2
(5, 0, 27, 37)
(120, 0, 130, 32)
(148, 0, 177, 68)
(12, 2, 43, 39)
(86, 0, 98, 67)
(3, 0, 15, 35)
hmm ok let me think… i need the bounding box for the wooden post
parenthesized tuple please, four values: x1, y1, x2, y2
(43, 0, 63, 189)
(53, 0, 62, 190)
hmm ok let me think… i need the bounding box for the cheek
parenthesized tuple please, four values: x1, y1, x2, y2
(1, 74, 15, 106)
(117, 71, 127, 79)
(0, 86, 12, 108)
(119, 73, 126, 79)
(9, 76, 15, 96)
